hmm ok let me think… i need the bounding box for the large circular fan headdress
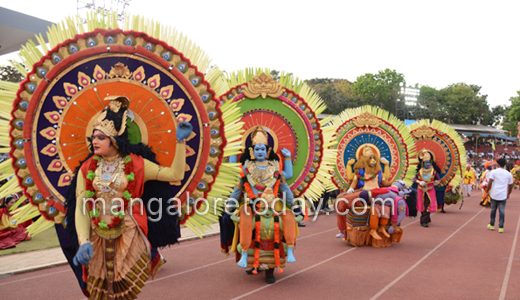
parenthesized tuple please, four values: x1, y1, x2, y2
(218, 69, 338, 200)
(408, 119, 466, 202)
(1, 13, 242, 236)
(330, 105, 418, 191)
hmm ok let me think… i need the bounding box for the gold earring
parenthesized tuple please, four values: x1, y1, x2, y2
(267, 147, 272, 158)
(249, 147, 255, 160)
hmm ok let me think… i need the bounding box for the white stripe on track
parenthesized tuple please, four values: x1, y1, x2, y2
(0, 269, 70, 286)
(370, 207, 485, 300)
(149, 257, 235, 283)
(499, 207, 520, 300)
(151, 226, 338, 283)
(230, 248, 357, 300)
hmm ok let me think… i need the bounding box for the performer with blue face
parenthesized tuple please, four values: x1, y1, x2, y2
(224, 126, 300, 284)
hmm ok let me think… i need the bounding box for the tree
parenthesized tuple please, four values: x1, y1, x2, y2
(351, 68, 405, 115)
(306, 78, 361, 114)
(0, 64, 24, 83)
(508, 91, 520, 138)
(436, 83, 491, 125)
(270, 70, 280, 81)
(414, 86, 452, 121)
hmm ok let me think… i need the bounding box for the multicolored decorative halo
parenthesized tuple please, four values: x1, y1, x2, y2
(219, 70, 336, 199)
(9, 27, 227, 226)
(331, 106, 418, 191)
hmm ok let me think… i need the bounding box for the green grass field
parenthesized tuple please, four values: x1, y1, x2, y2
(0, 227, 60, 256)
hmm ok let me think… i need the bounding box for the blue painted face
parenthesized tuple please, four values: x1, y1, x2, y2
(423, 160, 432, 170)
(254, 144, 267, 162)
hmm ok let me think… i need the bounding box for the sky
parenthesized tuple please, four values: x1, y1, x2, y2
(1, 0, 520, 108)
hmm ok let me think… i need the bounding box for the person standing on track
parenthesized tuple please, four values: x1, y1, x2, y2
(463, 165, 476, 197)
(486, 158, 513, 233)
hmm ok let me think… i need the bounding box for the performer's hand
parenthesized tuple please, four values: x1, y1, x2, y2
(230, 214, 240, 223)
(434, 180, 440, 186)
(347, 188, 355, 194)
(380, 157, 389, 164)
(281, 148, 291, 158)
(176, 121, 193, 142)
(73, 243, 93, 266)
(347, 159, 355, 166)
(418, 181, 427, 187)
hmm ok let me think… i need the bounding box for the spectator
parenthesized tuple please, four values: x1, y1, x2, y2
(486, 158, 514, 233)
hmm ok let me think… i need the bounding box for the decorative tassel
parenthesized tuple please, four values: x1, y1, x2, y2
(253, 215, 261, 273)
(274, 216, 282, 273)
(249, 147, 255, 160)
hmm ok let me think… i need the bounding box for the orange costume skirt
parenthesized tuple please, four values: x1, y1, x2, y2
(86, 214, 150, 299)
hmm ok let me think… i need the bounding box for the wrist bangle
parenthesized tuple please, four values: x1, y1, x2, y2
(285, 157, 291, 160)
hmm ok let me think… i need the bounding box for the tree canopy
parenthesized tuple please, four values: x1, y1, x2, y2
(412, 83, 492, 125)
(0, 65, 24, 83)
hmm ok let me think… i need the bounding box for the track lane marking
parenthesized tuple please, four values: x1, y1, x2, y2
(230, 248, 357, 300)
(499, 207, 520, 300)
(0, 269, 70, 286)
(370, 207, 485, 300)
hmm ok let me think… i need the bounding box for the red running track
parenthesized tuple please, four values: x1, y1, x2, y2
(1, 190, 519, 300)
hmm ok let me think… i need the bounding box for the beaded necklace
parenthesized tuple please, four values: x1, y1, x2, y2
(85, 155, 135, 229)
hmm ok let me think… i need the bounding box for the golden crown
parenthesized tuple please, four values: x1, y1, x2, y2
(251, 126, 268, 146)
(93, 96, 129, 137)
(419, 149, 431, 160)
(362, 145, 375, 158)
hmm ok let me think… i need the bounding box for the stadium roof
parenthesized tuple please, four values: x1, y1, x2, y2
(0, 7, 54, 56)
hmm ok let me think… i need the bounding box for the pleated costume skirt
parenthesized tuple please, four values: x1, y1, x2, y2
(87, 214, 150, 300)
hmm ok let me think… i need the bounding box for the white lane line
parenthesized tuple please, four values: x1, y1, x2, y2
(370, 207, 485, 300)
(230, 247, 357, 300)
(499, 208, 520, 300)
(298, 228, 337, 240)
(149, 258, 235, 283)
(162, 236, 219, 251)
(0, 269, 70, 286)
(151, 226, 338, 284)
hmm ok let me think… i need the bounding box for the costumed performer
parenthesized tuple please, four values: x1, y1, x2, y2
(479, 161, 495, 207)
(413, 150, 440, 227)
(510, 165, 520, 190)
(337, 145, 392, 241)
(464, 165, 476, 197)
(0, 194, 33, 249)
(226, 126, 300, 284)
(71, 95, 192, 299)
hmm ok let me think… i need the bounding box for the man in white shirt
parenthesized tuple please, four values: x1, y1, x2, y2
(486, 158, 513, 233)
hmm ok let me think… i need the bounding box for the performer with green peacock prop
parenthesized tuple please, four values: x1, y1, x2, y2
(330, 106, 418, 247)
(0, 12, 243, 298)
